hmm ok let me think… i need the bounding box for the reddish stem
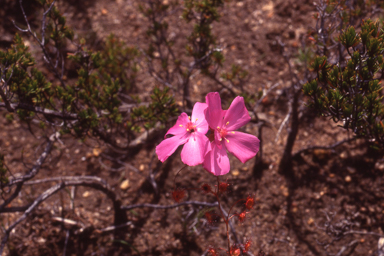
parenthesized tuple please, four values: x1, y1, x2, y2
(227, 198, 247, 219)
(173, 165, 188, 189)
(215, 176, 231, 253)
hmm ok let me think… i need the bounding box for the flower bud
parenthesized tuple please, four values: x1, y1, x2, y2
(201, 183, 212, 194)
(229, 245, 241, 256)
(243, 240, 251, 253)
(218, 182, 229, 193)
(238, 211, 247, 223)
(245, 195, 255, 210)
(207, 247, 218, 256)
(172, 189, 185, 203)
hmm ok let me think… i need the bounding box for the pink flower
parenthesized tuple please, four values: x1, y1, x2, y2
(203, 92, 260, 176)
(156, 102, 209, 166)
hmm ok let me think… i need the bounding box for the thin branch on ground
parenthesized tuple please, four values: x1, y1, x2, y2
(316, 211, 384, 255)
(275, 105, 291, 143)
(52, 217, 84, 228)
(63, 229, 70, 256)
(335, 239, 359, 256)
(292, 137, 356, 157)
(253, 82, 280, 112)
(98, 221, 133, 233)
(122, 201, 218, 211)
(4, 134, 56, 186)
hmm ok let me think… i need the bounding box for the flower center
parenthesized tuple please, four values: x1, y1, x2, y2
(217, 127, 227, 138)
(186, 122, 196, 133)
(217, 126, 229, 142)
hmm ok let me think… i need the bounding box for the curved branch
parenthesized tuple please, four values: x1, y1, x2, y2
(0, 137, 55, 211)
(4, 137, 54, 187)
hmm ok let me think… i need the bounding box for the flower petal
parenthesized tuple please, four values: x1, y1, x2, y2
(181, 133, 209, 166)
(223, 96, 251, 131)
(224, 131, 260, 163)
(165, 113, 189, 137)
(191, 102, 209, 134)
(156, 134, 189, 162)
(203, 142, 230, 176)
(205, 92, 224, 129)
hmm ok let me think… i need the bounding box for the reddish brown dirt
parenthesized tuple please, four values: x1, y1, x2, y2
(1, 0, 384, 256)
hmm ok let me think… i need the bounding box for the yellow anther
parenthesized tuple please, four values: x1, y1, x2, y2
(195, 118, 198, 122)
(179, 125, 183, 127)
(188, 116, 191, 120)
(186, 128, 190, 131)
(226, 122, 229, 125)
(231, 131, 235, 134)
(219, 138, 222, 141)
(226, 139, 229, 143)
(217, 126, 220, 129)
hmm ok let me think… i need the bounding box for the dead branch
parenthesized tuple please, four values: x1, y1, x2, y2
(0, 135, 55, 211)
(15, 0, 67, 88)
(253, 82, 280, 112)
(275, 105, 291, 143)
(97, 221, 133, 233)
(317, 211, 384, 255)
(292, 137, 356, 157)
(122, 201, 218, 211)
(335, 239, 359, 256)
(0, 102, 78, 120)
(0, 182, 65, 255)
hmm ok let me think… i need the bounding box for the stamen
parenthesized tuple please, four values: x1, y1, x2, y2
(226, 122, 229, 125)
(226, 139, 229, 143)
(219, 138, 222, 141)
(231, 131, 235, 134)
(179, 125, 183, 127)
(195, 118, 198, 122)
(217, 126, 220, 129)
(188, 116, 191, 120)
(186, 129, 190, 131)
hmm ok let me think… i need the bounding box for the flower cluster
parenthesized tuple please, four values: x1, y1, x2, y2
(156, 92, 260, 176)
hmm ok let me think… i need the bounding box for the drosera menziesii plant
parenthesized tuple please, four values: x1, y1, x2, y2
(156, 92, 260, 255)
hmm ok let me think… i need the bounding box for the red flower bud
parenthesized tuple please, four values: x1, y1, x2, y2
(172, 189, 185, 203)
(201, 183, 212, 194)
(238, 211, 247, 223)
(218, 181, 229, 193)
(229, 245, 241, 256)
(207, 247, 218, 256)
(245, 195, 255, 210)
(243, 240, 251, 253)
